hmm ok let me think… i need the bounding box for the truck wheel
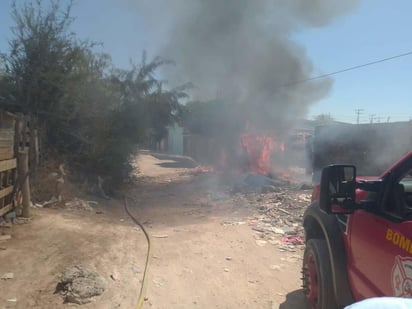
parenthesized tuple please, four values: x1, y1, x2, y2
(302, 239, 337, 309)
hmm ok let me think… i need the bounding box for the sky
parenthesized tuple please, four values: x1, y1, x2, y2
(1, 0, 412, 124)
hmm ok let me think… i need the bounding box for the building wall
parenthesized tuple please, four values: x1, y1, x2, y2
(167, 124, 184, 155)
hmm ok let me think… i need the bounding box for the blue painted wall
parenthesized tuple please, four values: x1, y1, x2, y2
(167, 124, 183, 155)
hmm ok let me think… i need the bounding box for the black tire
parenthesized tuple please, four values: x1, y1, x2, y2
(302, 239, 338, 309)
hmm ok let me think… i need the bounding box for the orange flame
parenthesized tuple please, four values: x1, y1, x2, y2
(240, 133, 278, 176)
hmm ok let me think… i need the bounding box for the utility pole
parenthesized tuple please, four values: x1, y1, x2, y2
(387, 117, 391, 123)
(369, 114, 376, 124)
(355, 109, 364, 124)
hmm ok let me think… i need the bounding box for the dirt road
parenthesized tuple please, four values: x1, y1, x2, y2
(0, 153, 306, 308)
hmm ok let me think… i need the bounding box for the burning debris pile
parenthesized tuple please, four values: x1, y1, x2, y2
(190, 128, 298, 185)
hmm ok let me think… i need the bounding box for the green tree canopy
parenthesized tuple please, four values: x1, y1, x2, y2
(0, 0, 189, 181)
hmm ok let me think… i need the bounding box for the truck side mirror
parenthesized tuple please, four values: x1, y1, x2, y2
(319, 165, 357, 214)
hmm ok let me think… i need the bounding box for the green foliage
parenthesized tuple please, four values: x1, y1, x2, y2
(6, 0, 86, 115)
(0, 0, 188, 181)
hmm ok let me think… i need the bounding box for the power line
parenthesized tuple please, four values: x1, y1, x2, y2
(288, 50, 412, 86)
(323, 113, 411, 124)
(301, 50, 412, 124)
(355, 109, 364, 124)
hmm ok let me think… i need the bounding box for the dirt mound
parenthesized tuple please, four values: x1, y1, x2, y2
(57, 265, 106, 304)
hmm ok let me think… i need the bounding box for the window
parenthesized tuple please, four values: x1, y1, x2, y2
(384, 167, 412, 219)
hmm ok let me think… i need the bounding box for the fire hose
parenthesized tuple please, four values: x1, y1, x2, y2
(124, 197, 153, 309)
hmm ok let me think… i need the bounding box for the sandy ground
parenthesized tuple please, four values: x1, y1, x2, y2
(0, 152, 306, 309)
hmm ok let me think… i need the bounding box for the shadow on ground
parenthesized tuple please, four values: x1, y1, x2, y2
(151, 153, 198, 168)
(279, 289, 308, 309)
(157, 161, 197, 168)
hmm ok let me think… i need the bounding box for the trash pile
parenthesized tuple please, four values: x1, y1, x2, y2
(64, 198, 98, 212)
(217, 171, 312, 252)
(33, 198, 98, 212)
(246, 189, 311, 252)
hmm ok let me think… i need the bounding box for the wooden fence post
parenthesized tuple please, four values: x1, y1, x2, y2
(18, 150, 31, 218)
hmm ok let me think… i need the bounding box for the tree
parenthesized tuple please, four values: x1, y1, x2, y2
(0, 61, 14, 105)
(0, 0, 189, 182)
(110, 53, 189, 144)
(4, 1, 91, 117)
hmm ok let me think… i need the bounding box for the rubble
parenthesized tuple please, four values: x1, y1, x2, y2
(280, 235, 304, 245)
(56, 265, 106, 305)
(35, 197, 98, 212)
(232, 173, 289, 194)
(1, 272, 14, 280)
(64, 198, 97, 211)
(255, 240, 267, 247)
(13, 217, 32, 225)
(261, 185, 279, 193)
(222, 220, 246, 226)
(38, 196, 59, 208)
(5, 211, 17, 221)
(222, 180, 311, 252)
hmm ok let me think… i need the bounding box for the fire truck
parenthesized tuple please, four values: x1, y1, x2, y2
(302, 148, 412, 307)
